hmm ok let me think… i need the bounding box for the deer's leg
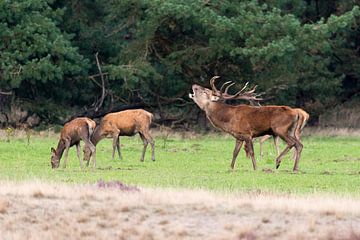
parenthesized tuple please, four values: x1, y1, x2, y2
(88, 148, 96, 167)
(76, 142, 84, 168)
(112, 136, 117, 161)
(259, 135, 271, 159)
(139, 133, 148, 162)
(63, 139, 71, 168)
(292, 134, 302, 160)
(116, 135, 122, 160)
(293, 139, 303, 172)
(86, 142, 96, 168)
(274, 136, 280, 156)
(111, 130, 120, 161)
(80, 131, 96, 167)
(275, 134, 296, 170)
(244, 138, 257, 170)
(147, 133, 155, 161)
(141, 128, 155, 161)
(231, 139, 243, 169)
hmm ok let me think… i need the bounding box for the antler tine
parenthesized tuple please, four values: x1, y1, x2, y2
(221, 82, 264, 102)
(210, 76, 221, 94)
(228, 82, 250, 98)
(219, 81, 233, 94)
(223, 82, 236, 95)
(239, 82, 249, 93)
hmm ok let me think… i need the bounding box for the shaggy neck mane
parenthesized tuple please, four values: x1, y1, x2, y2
(204, 101, 242, 131)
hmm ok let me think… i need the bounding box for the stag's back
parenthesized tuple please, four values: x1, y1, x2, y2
(230, 105, 298, 137)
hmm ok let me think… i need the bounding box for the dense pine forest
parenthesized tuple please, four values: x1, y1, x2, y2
(1, 0, 359, 128)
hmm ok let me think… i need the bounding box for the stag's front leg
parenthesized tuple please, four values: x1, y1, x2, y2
(231, 139, 243, 169)
(293, 139, 303, 172)
(244, 138, 257, 170)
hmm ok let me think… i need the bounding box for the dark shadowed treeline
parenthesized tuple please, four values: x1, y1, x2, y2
(0, 0, 359, 128)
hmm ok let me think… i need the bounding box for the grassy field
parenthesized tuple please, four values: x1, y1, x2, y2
(0, 131, 359, 195)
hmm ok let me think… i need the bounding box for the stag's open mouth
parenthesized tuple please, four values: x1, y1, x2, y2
(189, 85, 198, 99)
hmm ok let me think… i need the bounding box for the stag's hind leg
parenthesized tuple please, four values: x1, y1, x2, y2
(274, 136, 280, 156)
(259, 135, 271, 159)
(274, 134, 299, 170)
(293, 139, 303, 172)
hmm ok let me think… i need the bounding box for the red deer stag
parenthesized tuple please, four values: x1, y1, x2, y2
(189, 76, 303, 172)
(83, 109, 155, 164)
(259, 108, 309, 158)
(51, 117, 96, 168)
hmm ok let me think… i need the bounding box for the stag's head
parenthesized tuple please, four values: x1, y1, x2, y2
(51, 147, 60, 168)
(189, 76, 262, 110)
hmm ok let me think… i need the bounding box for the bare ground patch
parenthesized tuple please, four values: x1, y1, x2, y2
(0, 181, 359, 240)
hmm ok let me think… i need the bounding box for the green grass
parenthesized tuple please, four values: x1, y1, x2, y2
(0, 134, 359, 195)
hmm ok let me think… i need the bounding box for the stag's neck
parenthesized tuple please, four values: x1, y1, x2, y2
(204, 102, 243, 133)
(55, 140, 66, 159)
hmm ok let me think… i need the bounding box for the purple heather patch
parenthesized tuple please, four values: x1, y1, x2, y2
(96, 179, 140, 192)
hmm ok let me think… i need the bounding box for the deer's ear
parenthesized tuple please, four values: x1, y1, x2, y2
(211, 96, 220, 101)
(51, 147, 56, 154)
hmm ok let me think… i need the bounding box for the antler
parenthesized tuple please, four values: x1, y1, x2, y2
(210, 76, 221, 94)
(209, 76, 263, 102)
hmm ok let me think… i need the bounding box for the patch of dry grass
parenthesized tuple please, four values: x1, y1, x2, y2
(0, 181, 359, 239)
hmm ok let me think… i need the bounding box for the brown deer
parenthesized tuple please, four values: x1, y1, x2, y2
(259, 108, 309, 158)
(51, 117, 96, 168)
(83, 109, 155, 164)
(189, 76, 303, 172)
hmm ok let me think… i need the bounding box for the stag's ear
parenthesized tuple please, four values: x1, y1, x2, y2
(211, 96, 220, 101)
(51, 147, 56, 154)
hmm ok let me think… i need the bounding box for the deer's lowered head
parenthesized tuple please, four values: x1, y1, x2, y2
(51, 147, 61, 168)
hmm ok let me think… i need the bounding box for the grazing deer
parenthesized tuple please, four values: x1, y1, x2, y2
(83, 109, 155, 164)
(51, 117, 96, 168)
(189, 76, 303, 172)
(259, 108, 309, 158)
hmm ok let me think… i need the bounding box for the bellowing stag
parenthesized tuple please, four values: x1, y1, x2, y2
(189, 76, 303, 172)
